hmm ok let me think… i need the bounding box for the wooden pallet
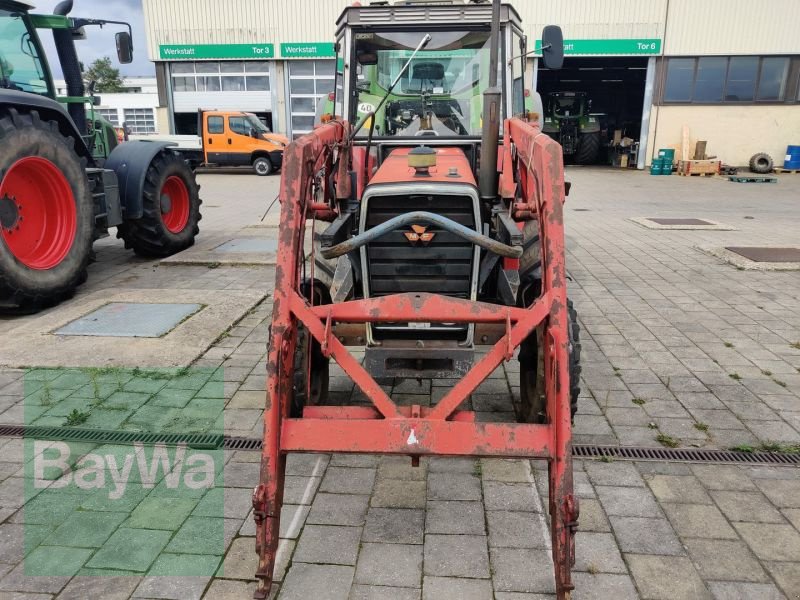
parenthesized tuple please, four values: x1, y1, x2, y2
(728, 176, 777, 183)
(678, 159, 721, 176)
(678, 171, 715, 177)
(774, 167, 800, 174)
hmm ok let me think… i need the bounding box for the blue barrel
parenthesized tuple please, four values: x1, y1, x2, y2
(784, 145, 800, 169)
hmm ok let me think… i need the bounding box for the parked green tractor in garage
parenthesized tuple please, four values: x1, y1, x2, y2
(542, 91, 600, 164)
(0, 0, 201, 310)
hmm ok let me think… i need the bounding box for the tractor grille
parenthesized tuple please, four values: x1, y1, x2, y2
(363, 192, 478, 342)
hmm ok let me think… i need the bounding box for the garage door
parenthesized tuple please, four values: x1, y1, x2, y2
(171, 61, 273, 113)
(288, 60, 335, 137)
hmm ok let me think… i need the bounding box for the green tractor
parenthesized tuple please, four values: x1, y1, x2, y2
(0, 0, 201, 310)
(542, 91, 600, 164)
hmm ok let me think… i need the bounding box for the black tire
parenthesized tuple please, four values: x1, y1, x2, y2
(117, 151, 201, 258)
(575, 132, 600, 165)
(517, 298, 581, 424)
(0, 108, 93, 309)
(749, 152, 773, 174)
(290, 281, 331, 418)
(253, 156, 273, 176)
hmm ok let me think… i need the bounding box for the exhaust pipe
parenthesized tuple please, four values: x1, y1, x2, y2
(478, 0, 501, 202)
(52, 0, 87, 135)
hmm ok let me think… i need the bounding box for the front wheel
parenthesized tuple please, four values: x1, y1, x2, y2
(253, 157, 273, 176)
(575, 132, 600, 165)
(117, 151, 202, 258)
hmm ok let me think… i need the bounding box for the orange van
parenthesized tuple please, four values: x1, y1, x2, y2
(200, 110, 288, 175)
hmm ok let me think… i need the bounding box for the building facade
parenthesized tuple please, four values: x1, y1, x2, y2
(142, 0, 800, 166)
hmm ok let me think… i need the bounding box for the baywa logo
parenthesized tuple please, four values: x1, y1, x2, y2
(33, 441, 216, 499)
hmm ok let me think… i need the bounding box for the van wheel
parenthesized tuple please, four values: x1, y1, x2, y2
(253, 157, 273, 176)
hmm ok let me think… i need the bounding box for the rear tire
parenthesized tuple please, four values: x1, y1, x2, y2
(0, 108, 93, 309)
(253, 157, 273, 176)
(117, 151, 201, 258)
(575, 132, 600, 165)
(749, 152, 773, 174)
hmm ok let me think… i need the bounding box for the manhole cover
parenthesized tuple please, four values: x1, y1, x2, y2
(55, 303, 202, 337)
(725, 247, 800, 263)
(648, 218, 713, 225)
(214, 239, 277, 253)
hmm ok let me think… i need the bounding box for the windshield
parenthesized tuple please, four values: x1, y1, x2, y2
(353, 29, 492, 137)
(0, 10, 50, 96)
(246, 114, 270, 133)
(549, 95, 583, 117)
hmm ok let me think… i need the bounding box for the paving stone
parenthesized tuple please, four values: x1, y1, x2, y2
(689, 465, 757, 491)
(371, 479, 426, 509)
(754, 477, 800, 508)
(350, 584, 421, 600)
(425, 501, 485, 535)
(126, 496, 198, 530)
(294, 525, 361, 566)
(377, 456, 427, 481)
(422, 576, 493, 600)
(0, 555, 77, 593)
(574, 498, 611, 533)
(223, 461, 260, 488)
(746, 419, 800, 443)
(86, 528, 171, 572)
(362, 508, 424, 545)
(320, 467, 376, 495)
(684, 538, 768, 583)
(573, 532, 626, 575)
(279, 563, 354, 600)
(487, 510, 544, 548)
(44, 510, 127, 548)
(584, 461, 644, 487)
(707, 581, 786, 600)
(55, 574, 141, 600)
(330, 454, 380, 468)
(423, 534, 489, 579)
(285, 453, 330, 476)
(662, 502, 738, 539)
(626, 554, 711, 600)
(427, 472, 481, 501)
(609, 516, 684, 556)
(595, 485, 661, 518)
(734, 522, 800, 561)
(783, 508, 800, 530)
(710, 490, 785, 523)
(482, 481, 539, 513)
(307, 493, 369, 527)
(481, 459, 531, 482)
(571, 572, 638, 600)
(764, 561, 800, 599)
(355, 543, 422, 588)
(490, 548, 555, 593)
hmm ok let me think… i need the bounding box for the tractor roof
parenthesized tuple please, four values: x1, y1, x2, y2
(336, 1, 521, 34)
(2, 0, 35, 10)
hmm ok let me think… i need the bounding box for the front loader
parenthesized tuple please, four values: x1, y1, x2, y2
(0, 0, 201, 310)
(253, 2, 581, 598)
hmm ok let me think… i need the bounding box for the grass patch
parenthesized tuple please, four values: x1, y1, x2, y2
(656, 433, 679, 448)
(693, 422, 709, 432)
(631, 398, 646, 406)
(791, 341, 800, 350)
(761, 370, 773, 377)
(723, 341, 734, 348)
(64, 409, 90, 426)
(599, 456, 614, 464)
(731, 443, 754, 453)
(758, 442, 800, 454)
(729, 372, 741, 381)
(774, 380, 787, 388)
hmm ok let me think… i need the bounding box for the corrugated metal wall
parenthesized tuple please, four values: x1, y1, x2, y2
(663, 0, 800, 55)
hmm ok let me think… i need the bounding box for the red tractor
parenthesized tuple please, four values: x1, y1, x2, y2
(253, 2, 580, 598)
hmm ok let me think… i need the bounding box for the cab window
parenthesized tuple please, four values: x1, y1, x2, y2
(207, 116, 224, 134)
(229, 116, 248, 136)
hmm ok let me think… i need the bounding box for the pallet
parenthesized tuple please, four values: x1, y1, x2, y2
(678, 171, 715, 177)
(773, 167, 800, 174)
(728, 175, 777, 183)
(677, 159, 721, 176)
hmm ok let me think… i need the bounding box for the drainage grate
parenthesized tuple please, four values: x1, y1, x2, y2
(648, 218, 712, 226)
(573, 444, 800, 466)
(1, 426, 798, 466)
(214, 239, 278, 253)
(725, 247, 800, 263)
(55, 303, 202, 337)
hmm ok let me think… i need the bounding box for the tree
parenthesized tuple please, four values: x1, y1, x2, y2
(84, 57, 124, 93)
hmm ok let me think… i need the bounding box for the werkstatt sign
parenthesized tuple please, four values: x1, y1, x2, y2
(534, 38, 661, 55)
(281, 42, 335, 58)
(159, 44, 275, 60)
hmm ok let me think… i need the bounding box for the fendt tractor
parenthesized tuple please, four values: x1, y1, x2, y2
(0, 0, 201, 309)
(253, 1, 582, 599)
(542, 91, 601, 164)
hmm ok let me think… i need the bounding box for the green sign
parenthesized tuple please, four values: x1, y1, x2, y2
(534, 38, 661, 56)
(159, 44, 274, 60)
(281, 42, 335, 58)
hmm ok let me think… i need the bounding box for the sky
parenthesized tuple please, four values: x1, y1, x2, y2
(33, 0, 153, 78)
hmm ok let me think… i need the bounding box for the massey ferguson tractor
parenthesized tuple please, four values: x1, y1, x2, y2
(0, 0, 201, 310)
(253, 2, 581, 598)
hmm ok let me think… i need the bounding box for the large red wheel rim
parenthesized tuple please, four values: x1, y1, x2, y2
(0, 156, 77, 270)
(161, 175, 190, 234)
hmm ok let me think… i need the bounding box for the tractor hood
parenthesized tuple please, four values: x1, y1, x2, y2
(369, 147, 476, 187)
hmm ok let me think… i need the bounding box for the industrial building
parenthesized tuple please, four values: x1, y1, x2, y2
(142, 0, 800, 167)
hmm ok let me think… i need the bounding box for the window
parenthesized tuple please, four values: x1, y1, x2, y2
(122, 108, 155, 134)
(661, 56, 800, 104)
(96, 108, 119, 126)
(207, 116, 224, 134)
(172, 61, 270, 94)
(288, 60, 336, 136)
(0, 9, 51, 96)
(229, 116, 248, 135)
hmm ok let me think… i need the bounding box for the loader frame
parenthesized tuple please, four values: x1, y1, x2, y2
(253, 116, 577, 598)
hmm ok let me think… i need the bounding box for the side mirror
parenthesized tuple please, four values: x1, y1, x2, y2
(540, 25, 564, 70)
(249, 127, 258, 138)
(116, 31, 133, 64)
